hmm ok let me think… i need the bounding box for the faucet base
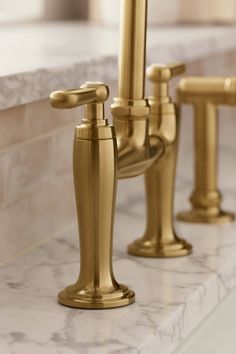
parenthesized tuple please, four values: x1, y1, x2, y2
(128, 237, 192, 258)
(58, 284, 135, 309)
(177, 208, 235, 224)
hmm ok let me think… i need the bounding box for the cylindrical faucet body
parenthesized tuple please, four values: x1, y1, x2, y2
(50, 83, 135, 309)
(64, 125, 134, 308)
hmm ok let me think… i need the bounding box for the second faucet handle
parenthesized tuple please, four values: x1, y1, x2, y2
(146, 62, 185, 102)
(50, 82, 109, 109)
(147, 62, 185, 83)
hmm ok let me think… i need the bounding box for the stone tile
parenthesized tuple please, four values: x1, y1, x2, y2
(28, 184, 55, 244)
(0, 176, 76, 263)
(2, 137, 54, 205)
(0, 172, 3, 207)
(0, 199, 30, 263)
(50, 100, 81, 127)
(26, 99, 80, 138)
(0, 105, 29, 151)
(53, 127, 74, 177)
(53, 174, 76, 231)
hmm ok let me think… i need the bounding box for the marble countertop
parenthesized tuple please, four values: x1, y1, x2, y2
(1, 22, 236, 354)
(1, 22, 236, 109)
(1, 159, 236, 354)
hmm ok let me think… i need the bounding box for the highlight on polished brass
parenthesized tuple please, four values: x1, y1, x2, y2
(111, 0, 164, 179)
(177, 76, 236, 224)
(128, 63, 192, 257)
(49, 0, 194, 310)
(50, 82, 135, 309)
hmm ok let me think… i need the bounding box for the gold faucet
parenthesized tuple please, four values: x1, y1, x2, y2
(51, 82, 135, 309)
(127, 63, 192, 257)
(177, 77, 236, 224)
(50, 0, 192, 310)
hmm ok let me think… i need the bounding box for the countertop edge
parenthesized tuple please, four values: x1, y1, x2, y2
(1, 24, 236, 110)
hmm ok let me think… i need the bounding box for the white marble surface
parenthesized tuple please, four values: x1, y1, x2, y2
(175, 286, 236, 354)
(1, 144, 236, 354)
(1, 22, 236, 109)
(1, 21, 236, 354)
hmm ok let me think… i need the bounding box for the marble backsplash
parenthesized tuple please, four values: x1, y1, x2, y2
(1, 51, 236, 264)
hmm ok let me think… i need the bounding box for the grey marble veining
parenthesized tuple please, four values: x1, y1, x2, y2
(1, 21, 236, 354)
(1, 146, 236, 354)
(1, 22, 236, 109)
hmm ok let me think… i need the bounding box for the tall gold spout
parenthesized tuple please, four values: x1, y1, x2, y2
(177, 77, 236, 224)
(112, 0, 164, 179)
(50, 82, 135, 309)
(118, 0, 147, 99)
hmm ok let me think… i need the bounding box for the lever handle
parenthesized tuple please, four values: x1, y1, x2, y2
(147, 62, 185, 83)
(50, 81, 112, 139)
(146, 62, 185, 102)
(50, 82, 109, 109)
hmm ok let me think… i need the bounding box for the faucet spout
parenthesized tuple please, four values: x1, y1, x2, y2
(118, 0, 147, 100)
(112, 0, 164, 178)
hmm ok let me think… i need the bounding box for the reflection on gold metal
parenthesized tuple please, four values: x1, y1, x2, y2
(111, 0, 164, 179)
(177, 77, 236, 224)
(50, 0, 193, 310)
(50, 82, 135, 309)
(128, 63, 192, 257)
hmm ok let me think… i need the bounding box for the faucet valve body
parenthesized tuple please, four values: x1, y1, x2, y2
(50, 82, 135, 309)
(128, 63, 192, 257)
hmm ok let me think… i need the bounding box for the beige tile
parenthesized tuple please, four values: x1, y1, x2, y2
(26, 99, 81, 137)
(53, 127, 74, 176)
(50, 100, 81, 127)
(0, 172, 3, 206)
(28, 184, 55, 243)
(26, 100, 53, 138)
(2, 137, 54, 205)
(0, 175, 76, 263)
(0, 176, 76, 263)
(0, 199, 30, 262)
(0, 105, 29, 151)
(53, 174, 76, 231)
(224, 51, 236, 71)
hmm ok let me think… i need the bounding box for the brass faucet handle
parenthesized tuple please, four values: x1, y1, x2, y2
(50, 82, 109, 109)
(50, 82, 113, 139)
(146, 62, 185, 84)
(147, 63, 185, 102)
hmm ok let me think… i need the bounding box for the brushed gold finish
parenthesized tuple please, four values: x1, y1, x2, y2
(111, 0, 164, 179)
(50, 82, 135, 309)
(128, 63, 192, 257)
(50, 0, 193, 310)
(177, 77, 236, 224)
(118, 0, 147, 99)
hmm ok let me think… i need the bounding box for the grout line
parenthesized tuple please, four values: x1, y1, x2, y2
(0, 123, 75, 157)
